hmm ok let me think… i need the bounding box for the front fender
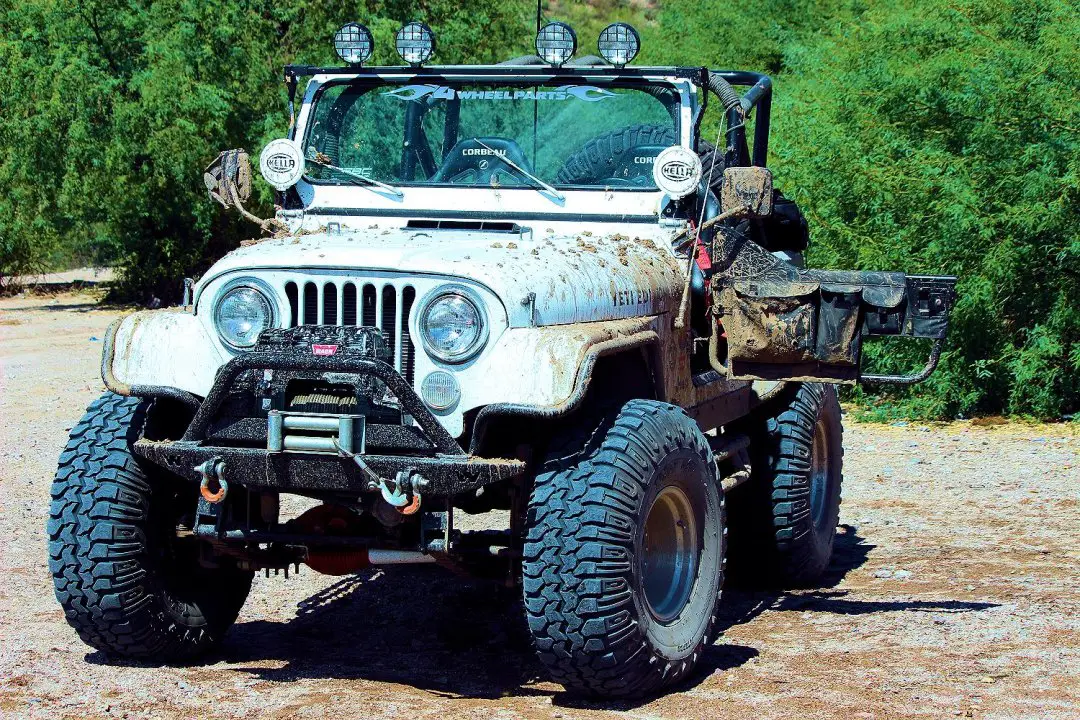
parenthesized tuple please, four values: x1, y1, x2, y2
(102, 310, 227, 396)
(102, 309, 660, 439)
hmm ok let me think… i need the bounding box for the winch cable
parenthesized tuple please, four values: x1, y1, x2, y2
(675, 112, 730, 330)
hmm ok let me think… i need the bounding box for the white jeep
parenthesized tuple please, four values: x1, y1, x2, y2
(49, 21, 956, 698)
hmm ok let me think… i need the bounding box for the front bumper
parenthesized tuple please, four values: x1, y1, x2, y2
(131, 328, 525, 496)
(135, 441, 523, 496)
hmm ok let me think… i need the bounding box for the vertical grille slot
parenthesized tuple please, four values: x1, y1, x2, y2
(285, 282, 299, 327)
(381, 285, 397, 362)
(401, 287, 416, 384)
(323, 282, 338, 325)
(362, 284, 377, 327)
(282, 278, 417, 383)
(342, 283, 357, 325)
(303, 283, 317, 325)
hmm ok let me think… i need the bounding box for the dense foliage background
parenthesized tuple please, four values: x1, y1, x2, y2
(1, 0, 1077, 419)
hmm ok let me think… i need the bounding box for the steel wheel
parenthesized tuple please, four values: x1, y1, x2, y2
(809, 415, 834, 534)
(642, 483, 700, 623)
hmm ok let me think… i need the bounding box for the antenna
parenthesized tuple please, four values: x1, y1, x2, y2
(535, 0, 542, 34)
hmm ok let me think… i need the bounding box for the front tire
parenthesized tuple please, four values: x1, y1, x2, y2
(48, 393, 252, 661)
(523, 400, 726, 698)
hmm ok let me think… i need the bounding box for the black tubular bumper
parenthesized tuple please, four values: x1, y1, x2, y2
(130, 342, 525, 496)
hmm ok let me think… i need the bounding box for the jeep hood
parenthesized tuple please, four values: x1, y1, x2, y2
(195, 227, 684, 327)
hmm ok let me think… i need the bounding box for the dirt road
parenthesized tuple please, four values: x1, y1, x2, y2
(1, 293, 1077, 719)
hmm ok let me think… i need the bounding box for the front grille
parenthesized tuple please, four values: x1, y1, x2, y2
(284, 280, 417, 384)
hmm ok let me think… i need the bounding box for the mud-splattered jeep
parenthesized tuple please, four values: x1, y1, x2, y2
(49, 21, 956, 698)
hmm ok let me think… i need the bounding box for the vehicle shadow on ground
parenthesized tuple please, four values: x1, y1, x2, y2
(155, 524, 995, 707)
(213, 565, 760, 703)
(714, 524, 999, 630)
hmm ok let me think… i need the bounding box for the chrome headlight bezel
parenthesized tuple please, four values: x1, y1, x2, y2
(417, 286, 488, 364)
(211, 278, 278, 350)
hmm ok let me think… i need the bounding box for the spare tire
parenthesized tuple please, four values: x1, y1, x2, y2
(556, 124, 807, 253)
(556, 124, 725, 191)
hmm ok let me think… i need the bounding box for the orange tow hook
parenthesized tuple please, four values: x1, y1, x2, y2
(195, 459, 228, 504)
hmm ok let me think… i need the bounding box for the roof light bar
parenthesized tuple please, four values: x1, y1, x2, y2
(395, 21, 435, 66)
(535, 22, 577, 67)
(333, 22, 374, 66)
(597, 23, 640, 67)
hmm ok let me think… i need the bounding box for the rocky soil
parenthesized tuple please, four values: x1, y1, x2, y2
(1, 293, 1077, 719)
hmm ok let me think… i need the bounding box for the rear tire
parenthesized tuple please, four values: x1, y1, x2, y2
(48, 393, 252, 661)
(728, 383, 843, 587)
(523, 399, 726, 698)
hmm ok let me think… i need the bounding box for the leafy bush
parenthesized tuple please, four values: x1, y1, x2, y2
(769, 0, 1080, 419)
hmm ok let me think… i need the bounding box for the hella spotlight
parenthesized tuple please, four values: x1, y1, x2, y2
(535, 22, 577, 67)
(333, 22, 374, 66)
(598, 23, 640, 67)
(395, 21, 436, 66)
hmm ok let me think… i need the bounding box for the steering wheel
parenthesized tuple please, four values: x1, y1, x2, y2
(431, 137, 534, 185)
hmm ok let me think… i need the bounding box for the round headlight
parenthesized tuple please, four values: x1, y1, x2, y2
(214, 285, 273, 349)
(420, 291, 485, 363)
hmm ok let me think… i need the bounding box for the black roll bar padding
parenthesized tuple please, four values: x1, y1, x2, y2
(401, 101, 422, 180)
(567, 55, 606, 66)
(180, 352, 465, 455)
(497, 55, 547, 66)
(709, 70, 774, 168)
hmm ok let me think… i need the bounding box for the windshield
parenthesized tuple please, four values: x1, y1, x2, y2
(303, 80, 680, 191)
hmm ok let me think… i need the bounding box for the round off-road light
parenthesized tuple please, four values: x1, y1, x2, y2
(259, 138, 305, 190)
(214, 284, 274, 349)
(652, 145, 703, 199)
(419, 290, 486, 363)
(597, 23, 640, 67)
(421, 371, 461, 412)
(333, 23, 374, 65)
(535, 22, 576, 66)
(395, 22, 435, 66)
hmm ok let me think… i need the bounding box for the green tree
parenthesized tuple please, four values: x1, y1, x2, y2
(0, 0, 530, 301)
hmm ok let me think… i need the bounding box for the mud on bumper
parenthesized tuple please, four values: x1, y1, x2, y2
(129, 326, 525, 497)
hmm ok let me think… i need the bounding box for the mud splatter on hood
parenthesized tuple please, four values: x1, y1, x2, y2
(197, 227, 685, 327)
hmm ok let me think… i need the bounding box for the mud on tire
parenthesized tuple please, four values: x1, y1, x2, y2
(48, 392, 252, 661)
(728, 383, 844, 587)
(523, 399, 726, 698)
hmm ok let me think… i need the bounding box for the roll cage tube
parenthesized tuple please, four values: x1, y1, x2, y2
(707, 70, 773, 169)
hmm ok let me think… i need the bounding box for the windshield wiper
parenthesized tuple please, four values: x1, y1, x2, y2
(306, 155, 404, 199)
(475, 140, 564, 203)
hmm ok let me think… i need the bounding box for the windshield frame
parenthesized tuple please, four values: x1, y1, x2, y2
(293, 67, 699, 191)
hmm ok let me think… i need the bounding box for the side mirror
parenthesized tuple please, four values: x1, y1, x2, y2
(721, 166, 774, 218)
(203, 149, 253, 208)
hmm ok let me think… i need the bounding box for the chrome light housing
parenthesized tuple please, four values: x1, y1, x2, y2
(333, 22, 374, 65)
(535, 21, 576, 66)
(395, 21, 435, 66)
(419, 288, 486, 363)
(598, 23, 640, 67)
(213, 281, 275, 349)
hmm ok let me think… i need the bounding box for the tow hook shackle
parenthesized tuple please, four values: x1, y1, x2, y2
(378, 476, 410, 508)
(334, 440, 425, 516)
(195, 458, 228, 503)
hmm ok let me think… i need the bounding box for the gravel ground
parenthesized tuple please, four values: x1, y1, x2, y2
(1, 292, 1077, 720)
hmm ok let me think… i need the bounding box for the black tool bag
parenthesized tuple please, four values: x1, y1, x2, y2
(713, 233, 956, 383)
